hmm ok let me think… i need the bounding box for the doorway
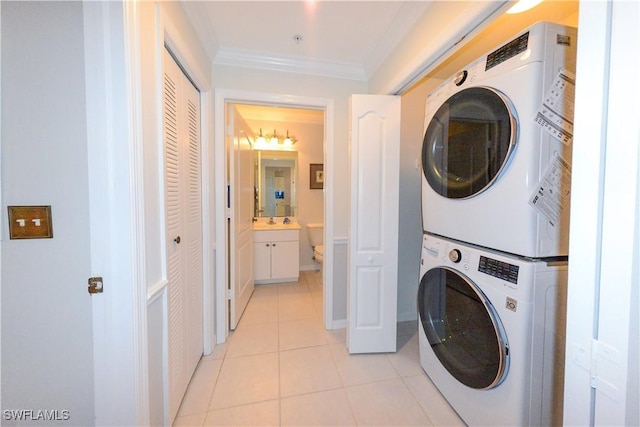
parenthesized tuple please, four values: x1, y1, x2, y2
(214, 90, 336, 342)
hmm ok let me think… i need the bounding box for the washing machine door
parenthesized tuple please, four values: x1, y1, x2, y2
(422, 87, 517, 199)
(418, 267, 509, 389)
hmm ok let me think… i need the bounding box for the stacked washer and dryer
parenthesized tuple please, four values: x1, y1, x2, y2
(418, 22, 577, 426)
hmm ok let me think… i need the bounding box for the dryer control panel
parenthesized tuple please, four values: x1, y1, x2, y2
(478, 256, 519, 284)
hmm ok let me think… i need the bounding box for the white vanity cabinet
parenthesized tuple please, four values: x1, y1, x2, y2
(253, 229, 299, 283)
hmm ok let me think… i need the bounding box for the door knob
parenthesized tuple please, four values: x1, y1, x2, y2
(174, 236, 181, 244)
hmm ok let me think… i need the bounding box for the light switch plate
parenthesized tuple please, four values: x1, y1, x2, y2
(7, 206, 53, 239)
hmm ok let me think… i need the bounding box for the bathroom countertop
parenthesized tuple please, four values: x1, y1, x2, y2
(253, 222, 301, 231)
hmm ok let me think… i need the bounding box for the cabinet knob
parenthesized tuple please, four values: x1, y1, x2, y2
(174, 236, 181, 244)
(265, 243, 270, 247)
(272, 243, 276, 247)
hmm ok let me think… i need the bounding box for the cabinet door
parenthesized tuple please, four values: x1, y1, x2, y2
(270, 240, 299, 280)
(253, 242, 272, 281)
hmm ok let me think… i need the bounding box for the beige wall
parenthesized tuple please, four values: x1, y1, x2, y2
(246, 119, 325, 270)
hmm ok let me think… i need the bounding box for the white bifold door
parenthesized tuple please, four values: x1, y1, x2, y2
(348, 95, 401, 354)
(163, 47, 203, 423)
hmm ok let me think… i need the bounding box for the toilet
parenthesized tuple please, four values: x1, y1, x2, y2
(306, 223, 323, 279)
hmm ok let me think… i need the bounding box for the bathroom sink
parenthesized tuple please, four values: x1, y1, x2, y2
(253, 222, 301, 231)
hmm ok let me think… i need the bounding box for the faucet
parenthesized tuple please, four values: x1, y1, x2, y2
(283, 217, 291, 224)
(268, 217, 276, 225)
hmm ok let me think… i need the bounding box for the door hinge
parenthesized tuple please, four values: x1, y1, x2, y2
(226, 289, 232, 300)
(88, 276, 104, 294)
(590, 339, 621, 400)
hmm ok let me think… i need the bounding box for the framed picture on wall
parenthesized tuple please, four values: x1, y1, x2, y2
(310, 163, 324, 189)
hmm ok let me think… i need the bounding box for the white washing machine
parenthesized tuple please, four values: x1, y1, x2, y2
(418, 233, 567, 426)
(421, 22, 577, 258)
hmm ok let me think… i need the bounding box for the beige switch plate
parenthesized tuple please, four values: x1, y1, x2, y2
(7, 206, 53, 239)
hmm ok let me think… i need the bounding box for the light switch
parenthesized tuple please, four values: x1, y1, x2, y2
(7, 206, 53, 239)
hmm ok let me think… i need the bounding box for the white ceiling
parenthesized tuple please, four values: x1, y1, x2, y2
(179, 1, 579, 128)
(181, 1, 432, 81)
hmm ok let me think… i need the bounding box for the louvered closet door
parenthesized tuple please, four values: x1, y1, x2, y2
(163, 47, 203, 424)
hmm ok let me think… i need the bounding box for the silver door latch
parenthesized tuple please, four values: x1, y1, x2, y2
(88, 277, 104, 294)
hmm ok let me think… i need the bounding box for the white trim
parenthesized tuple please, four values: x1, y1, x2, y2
(200, 94, 215, 354)
(122, 3, 150, 425)
(84, 2, 151, 424)
(147, 279, 169, 303)
(214, 47, 367, 82)
(593, 1, 639, 424)
(215, 89, 335, 342)
(331, 319, 348, 329)
(562, 3, 611, 425)
(322, 103, 336, 330)
(378, 1, 509, 95)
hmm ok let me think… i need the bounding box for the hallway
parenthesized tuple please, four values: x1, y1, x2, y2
(172, 271, 464, 426)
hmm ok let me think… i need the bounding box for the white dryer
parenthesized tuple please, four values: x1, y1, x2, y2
(421, 22, 577, 258)
(418, 233, 567, 426)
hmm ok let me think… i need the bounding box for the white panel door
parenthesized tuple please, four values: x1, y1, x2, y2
(229, 106, 255, 330)
(348, 95, 401, 354)
(163, 48, 203, 423)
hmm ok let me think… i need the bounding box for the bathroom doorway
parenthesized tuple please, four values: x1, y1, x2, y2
(214, 90, 335, 343)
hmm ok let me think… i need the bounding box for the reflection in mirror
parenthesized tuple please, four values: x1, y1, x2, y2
(255, 150, 297, 218)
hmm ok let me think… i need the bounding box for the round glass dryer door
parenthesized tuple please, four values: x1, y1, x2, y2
(418, 267, 509, 389)
(422, 87, 517, 199)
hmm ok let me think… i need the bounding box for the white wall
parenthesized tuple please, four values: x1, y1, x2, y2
(213, 65, 366, 322)
(1, 1, 95, 424)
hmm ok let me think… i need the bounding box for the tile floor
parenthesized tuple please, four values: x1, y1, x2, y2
(173, 271, 465, 426)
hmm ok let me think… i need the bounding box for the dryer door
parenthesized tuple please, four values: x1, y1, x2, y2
(418, 267, 509, 389)
(422, 87, 517, 199)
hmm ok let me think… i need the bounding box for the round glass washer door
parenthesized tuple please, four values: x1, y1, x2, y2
(418, 266, 509, 389)
(422, 87, 517, 199)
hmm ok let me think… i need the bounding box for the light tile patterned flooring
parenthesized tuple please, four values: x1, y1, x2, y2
(173, 271, 465, 426)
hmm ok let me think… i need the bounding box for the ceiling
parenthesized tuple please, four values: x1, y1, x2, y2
(181, 0, 434, 128)
(180, 0, 579, 130)
(181, 1, 432, 81)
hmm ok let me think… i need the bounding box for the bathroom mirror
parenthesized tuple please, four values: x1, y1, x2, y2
(254, 150, 297, 218)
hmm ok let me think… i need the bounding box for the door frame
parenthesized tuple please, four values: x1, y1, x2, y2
(214, 90, 335, 342)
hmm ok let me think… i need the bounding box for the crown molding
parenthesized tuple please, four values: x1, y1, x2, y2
(213, 47, 367, 81)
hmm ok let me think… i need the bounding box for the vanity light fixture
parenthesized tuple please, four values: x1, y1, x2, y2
(269, 129, 279, 145)
(256, 129, 297, 148)
(283, 130, 296, 146)
(256, 128, 267, 145)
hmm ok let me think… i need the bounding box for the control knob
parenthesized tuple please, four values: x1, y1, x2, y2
(448, 249, 462, 263)
(453, 70, 468, 86)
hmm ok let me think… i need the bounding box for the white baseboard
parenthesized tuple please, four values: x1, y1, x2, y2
(327, 318, 347, 330)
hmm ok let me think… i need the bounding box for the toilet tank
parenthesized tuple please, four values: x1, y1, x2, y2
(306, 223, 323, 247)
